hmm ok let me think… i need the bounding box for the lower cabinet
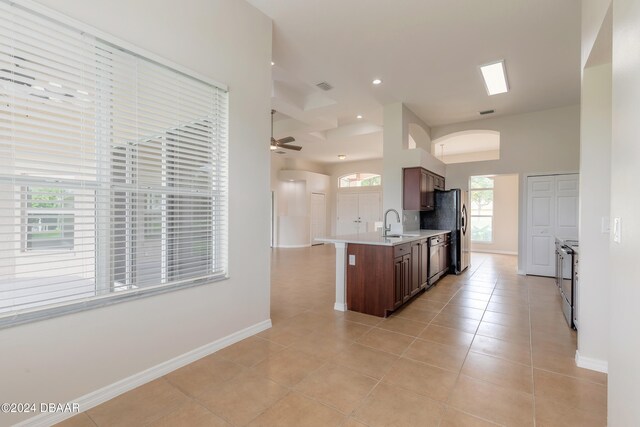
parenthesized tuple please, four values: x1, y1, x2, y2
(429, 233, 451, 283)
(347, 234, 449, 317)
(440, 238, 451, 275)
(393, 254, 409, 309)
(420, 239, 429, 289)
(409, 241, 422, 299)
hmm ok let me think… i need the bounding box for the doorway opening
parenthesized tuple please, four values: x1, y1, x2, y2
(469, 174, 519, 256)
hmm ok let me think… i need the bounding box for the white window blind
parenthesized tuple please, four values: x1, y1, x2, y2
(0, 1, 228, 326)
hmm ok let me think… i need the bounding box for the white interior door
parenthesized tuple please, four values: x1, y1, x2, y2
(310, 193, 326, 245)
(527, 176, 555, 276)
(337, 193, 359, 235)
(526, 174, 579, 276)
(357, 192, 382, 232)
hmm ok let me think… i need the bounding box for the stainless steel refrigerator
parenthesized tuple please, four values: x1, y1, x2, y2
(420, 189, 470, 274)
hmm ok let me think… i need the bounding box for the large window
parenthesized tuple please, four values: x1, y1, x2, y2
(338, 173, 381, 188)
(0, 1, 228, 326)
(470, 176, 494, 243)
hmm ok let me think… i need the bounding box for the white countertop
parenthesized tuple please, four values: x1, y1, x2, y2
(316, 229, 451, 246)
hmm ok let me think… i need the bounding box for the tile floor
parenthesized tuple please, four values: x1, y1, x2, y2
(58, 245, 607, 427)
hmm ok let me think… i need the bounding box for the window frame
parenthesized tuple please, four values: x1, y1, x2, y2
(469, 177, 495, 244)
(0, 0, 229, 329)
(22, 186, 76, 252)
(338, 173, 382, 189)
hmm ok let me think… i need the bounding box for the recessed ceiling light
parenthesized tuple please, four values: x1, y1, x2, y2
(479, 60, 509, 96)
(356, 114, 363, 119)
(271, 61, 275, 66)
(338, 154, 346, 160)
(372, 78, 383, 85)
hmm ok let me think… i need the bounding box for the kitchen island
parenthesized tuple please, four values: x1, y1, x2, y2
(317, 230, 451, 317)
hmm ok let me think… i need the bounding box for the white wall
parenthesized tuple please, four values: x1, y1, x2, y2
(431, 105, 580, 273)
(432, 105, 581, 189)
(439, 150, 501, 164)
(382, 103, 445, 227)
(577, 62, 612, 374)
(471, 174, 519, 255)
(582, 0, 613, 70)
(575, 0, 613, 377)
(608, 0, 640, 424)
(0, 0, 272, 425)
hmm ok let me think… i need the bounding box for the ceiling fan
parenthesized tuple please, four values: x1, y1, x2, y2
(271, 109, 302, 151)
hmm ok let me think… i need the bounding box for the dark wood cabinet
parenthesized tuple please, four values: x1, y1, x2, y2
(393, 256, 405, 309)
(428, 233, 451, 284)
(409, 242, 421, 299)
(420, 239, 429, 289)
(346, 235, 448, 317)
(401, 254, 411, 303)
(403, 167, 444, 211)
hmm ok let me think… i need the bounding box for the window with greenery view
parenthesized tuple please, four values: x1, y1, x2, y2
(470, 176, 494, 243)
(0, 1, 228, 327)
(25, 187, 75, 251)
(338, 173, 381, 188)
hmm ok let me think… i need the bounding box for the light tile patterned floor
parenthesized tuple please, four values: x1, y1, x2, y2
(58, 246, 607, 426)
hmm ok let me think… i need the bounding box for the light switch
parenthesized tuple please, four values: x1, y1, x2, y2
(348, 254, 356, 265)
(613, 217, 621, 243)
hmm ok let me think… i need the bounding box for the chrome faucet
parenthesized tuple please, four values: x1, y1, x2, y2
(383, 209, 401, 236)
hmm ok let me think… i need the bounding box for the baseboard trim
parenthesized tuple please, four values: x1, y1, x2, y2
(575, 350, 608, 373)
(17, 319, 273, 427)
(276, 244, 311, 248)
(334, 302, 347, 312)
(471, 249, 518, 255)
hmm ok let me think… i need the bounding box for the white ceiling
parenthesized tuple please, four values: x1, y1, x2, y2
(252, 0, 581, 164)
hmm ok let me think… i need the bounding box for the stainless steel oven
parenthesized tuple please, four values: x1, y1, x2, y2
(555, 238, 577, 329)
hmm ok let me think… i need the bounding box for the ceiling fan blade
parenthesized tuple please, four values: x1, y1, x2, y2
(280, 143, 302, 151)
(276, 136, 296, 145)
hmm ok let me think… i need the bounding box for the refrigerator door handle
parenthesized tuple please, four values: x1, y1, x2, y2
(461, 205, 468, 235)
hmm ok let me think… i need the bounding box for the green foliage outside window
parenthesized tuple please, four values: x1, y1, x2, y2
(470, 176, 494, 243)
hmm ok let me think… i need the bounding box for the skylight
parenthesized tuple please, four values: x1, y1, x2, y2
(480, 60, 509, 96)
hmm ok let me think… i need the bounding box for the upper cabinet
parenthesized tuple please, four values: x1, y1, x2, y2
(433, 175, 445, 191)
(403, 167, 445, 211)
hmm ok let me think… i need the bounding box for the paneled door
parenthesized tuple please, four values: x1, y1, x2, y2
(310, 193, 326, 245)
(357, 192, 382, 232)
(336, 191, 382, 235)
(337, 193, 359, 235)
(526, 174, 578, 276)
